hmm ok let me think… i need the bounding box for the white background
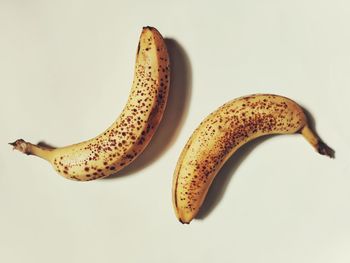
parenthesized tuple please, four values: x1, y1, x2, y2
(1, 0, 350, 262)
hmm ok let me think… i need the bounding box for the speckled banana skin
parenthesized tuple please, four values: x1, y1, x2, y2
(10, 27, 170, 181)
(173, 94, 334, 224)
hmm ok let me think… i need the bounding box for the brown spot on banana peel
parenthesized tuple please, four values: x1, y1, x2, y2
(10, 27, 170, 181)
(172, 94, 334, 224)
(136, 42, 141, 55)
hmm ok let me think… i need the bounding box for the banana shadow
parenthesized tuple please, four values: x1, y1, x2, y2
(105, 38, 192, 179)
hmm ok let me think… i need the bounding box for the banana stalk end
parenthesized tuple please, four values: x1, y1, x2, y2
(317, 141, 335, 158)
(9, 139, 31, 155)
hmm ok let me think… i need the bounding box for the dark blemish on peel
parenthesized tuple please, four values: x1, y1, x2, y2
(137, 42, 141, 55)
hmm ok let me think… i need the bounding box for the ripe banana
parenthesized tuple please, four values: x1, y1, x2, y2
(172, 94, 334, 224)
(10, 26, 170, 181)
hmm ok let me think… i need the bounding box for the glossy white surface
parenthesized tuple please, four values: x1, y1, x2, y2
(1, 1, 349, 262)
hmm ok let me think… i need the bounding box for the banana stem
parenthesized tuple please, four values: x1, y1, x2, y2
(9, 139, 53, 161)
(300, 126, 335, 158)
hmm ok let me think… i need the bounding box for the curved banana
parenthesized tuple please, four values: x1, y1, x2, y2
(172, 94, 334, 224)
(10, 26, 170, 181)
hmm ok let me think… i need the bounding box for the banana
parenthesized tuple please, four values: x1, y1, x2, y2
(172, 94, 334, 224)
(10, 26, 170, 181)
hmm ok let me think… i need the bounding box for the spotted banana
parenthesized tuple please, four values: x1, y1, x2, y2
(172, 94, 334, 224)
(10, 26, 170, 181)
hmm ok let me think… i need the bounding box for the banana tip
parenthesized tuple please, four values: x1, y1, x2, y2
(178, 218, 190, 225)
(9, 139, 23, 148)
(9, 139, 30, 154)
(317, 141, 335, 159)
(143, 26, 154, 31)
